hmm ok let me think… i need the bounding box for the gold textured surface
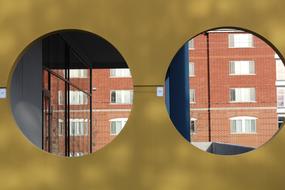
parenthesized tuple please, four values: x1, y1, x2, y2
(1, 0, 285, 189)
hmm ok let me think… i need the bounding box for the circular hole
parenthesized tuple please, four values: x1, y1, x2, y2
(10, 30, 134, 157)
(165, 27, 284, 155)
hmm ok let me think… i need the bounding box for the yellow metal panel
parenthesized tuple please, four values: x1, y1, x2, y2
(0, 0, 285, 189)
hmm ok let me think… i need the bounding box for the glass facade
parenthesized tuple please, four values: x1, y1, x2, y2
(42, 36, 92, 157)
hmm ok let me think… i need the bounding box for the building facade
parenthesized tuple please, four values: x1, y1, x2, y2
(44, 68, 133, 157)
(189, 30, 280, 148)
(43, 29, 284, 156)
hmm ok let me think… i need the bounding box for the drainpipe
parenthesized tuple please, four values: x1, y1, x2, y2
(205, 32, 212, 142)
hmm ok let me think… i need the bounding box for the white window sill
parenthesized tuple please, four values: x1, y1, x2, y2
(229, 101, 256, 103)
(109, 76, 132, 78)
(110, 103, 132, 105)
(230, 132, 257, 135)
(228, 46, 254, 48)
(229, 74, 256, 76)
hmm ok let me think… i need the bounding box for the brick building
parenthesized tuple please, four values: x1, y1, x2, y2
(44, 68, 133, 157)
(92, 69, 133, 151)
(42, 29, 283, 156)
(189, 29, 281, 148)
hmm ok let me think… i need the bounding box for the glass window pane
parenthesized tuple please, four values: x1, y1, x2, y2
(230, 34, 253, 48)
(276, 60, 285, 80)
(189, 39, 194, 49)
(111, 91, 116, 103)
(189, 62, 195, 76)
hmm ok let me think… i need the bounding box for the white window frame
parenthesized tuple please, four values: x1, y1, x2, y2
(229, 88, 256, 103)
(277, 87, 285, 108)
(69, 69, 88, 78)
(229, 60, 255, 75)
(58, 90, 88, 105)
(276, 59, 285, 81)
(110, 90, 133, 104)
(69, 119, 89, 136)
(58, 91, 63, 105)
(69, 152, 84, 157)
(189, 62, 195, 77)
(110, 69, 131, 78)
(110, 118, 128, 135)
(228, 33, 253, 48)
(58, 119, 64, 136)
(190, 118, 197, 134)
(188, 39, 194, 49)
(190, 89, 195, 103)
(229, 116, 257, 134)
(70, 91, 88, 105)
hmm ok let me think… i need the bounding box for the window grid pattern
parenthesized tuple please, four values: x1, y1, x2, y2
(69, 119, 89, 136)
(229, 60, 255, 75)
(110, 118, 128, 135)
(110, 69, 131, 77)
(189, 62, 195, 76)
(230, 88, 256, 102)
(70, 69, 88, 78)
(111, 90, 133, 104)
(230, 117, 257, 134)
(190, 89, 195, 103)
(229, 34, 253, 48)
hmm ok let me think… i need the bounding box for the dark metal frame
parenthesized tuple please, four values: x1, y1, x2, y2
(42, 36, 93, 157)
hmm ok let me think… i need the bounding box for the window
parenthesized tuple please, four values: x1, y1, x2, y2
(230, 88, 255, 102)
(190, 118, 197, 134)
(59, 90, 88, 105)
(110, 90, 133, 104)
(276, 59, 285, 80)
(230, 116, 257, 134)
(229, 61, 255, 75)
(58, 119, 64, 136)
(229, 34, 253, 48)
(0, 87, 7, 99)
(188, 39, 194, 49)
(69, 119, 89, 136)
(70, 152, 84, 157)
(110, 118, 128, 135)
(70, 91, 88, 105)
(110, 69, 131, 77)
(278, 116, 285, 129)
(190, 89, 195, 103)
(58, 91, 63, 105)
(189, 62, 195, 76)
(70, 69, 88, 78)
(277, 87, 285, 107)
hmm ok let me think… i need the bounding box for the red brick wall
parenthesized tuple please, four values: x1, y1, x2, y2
(92, 69, 132, 151)
(190, 31, 278, 148)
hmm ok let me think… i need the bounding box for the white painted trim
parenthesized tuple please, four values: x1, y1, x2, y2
(190, 107, 276, 111)
(53, 109, 132, 113)
(276, 81, 285, 86)
(229, 116, 257, 120)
